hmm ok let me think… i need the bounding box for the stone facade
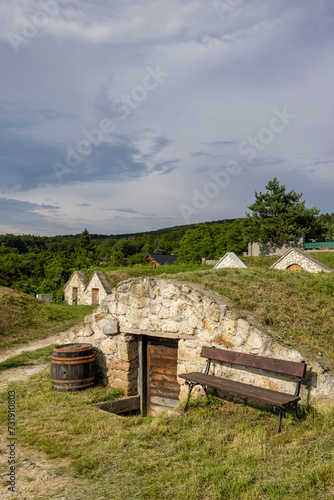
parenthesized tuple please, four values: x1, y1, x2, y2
(64, 270, 111, 305)
(63, 271, 87, 305)
(62, 277, 334, 409)
(271, 248, 333, 273)
(213, 252, 247, 269)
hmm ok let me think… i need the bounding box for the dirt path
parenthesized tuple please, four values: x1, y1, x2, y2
(0, 332, 67, 391)
(0, 332, 65, 363)
(0, 436, 92, 499)
(0, 330, 95, 499)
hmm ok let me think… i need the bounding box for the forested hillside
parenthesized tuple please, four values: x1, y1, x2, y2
(0, 219, 247, 300)
(0, 211, 333, 302)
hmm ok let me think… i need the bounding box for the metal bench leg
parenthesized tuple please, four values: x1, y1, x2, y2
(293, 402, 301, 424)
(183, 381, 196, 412)
(277, 408, 283, 433)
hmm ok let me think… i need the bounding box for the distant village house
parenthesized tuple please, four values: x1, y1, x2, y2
(146, 253, 178, 266)
(64, 270, 111, 305)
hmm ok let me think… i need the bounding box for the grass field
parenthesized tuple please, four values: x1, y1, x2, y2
(0, 370, 333, 499)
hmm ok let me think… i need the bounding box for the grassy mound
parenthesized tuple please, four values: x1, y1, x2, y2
(0, 286, 94, 350)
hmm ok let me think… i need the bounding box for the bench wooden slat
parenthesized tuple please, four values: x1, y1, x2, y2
(201, 346, 306, 378)
(179, 372, 300, 408)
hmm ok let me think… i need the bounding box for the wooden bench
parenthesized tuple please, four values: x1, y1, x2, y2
(179, 346, 307, 433)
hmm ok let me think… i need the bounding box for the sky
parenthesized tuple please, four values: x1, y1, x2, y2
(1, 0, 333, 236)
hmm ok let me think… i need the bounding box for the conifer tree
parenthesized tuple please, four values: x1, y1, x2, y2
(245, 178, 321, 244)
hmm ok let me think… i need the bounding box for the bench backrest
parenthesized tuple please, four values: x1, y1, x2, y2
(201, 346, 306, 378)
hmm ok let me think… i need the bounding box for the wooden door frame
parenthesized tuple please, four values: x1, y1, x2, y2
(138, 335, 148, 416)
(138, 335, 179, 416)
(72, 287, 78, 305)
(92, 288, 99, 304)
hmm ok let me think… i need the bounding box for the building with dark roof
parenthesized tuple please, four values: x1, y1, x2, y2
(146, 253, 178, 266)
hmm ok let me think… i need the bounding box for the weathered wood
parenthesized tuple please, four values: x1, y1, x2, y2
(147, 337, 179, 413)
(179, 372, 300, 408)
(121, 328, 194, 340)
(181, 346, 307, 433)
(98, 395, 140, 414)
(51, 343, 95, 392)
(138, 336, 148, 417)
(150, 396, 179, 408)
(201, 346, 306, 378)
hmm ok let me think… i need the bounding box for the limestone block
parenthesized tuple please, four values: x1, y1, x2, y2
(161, 284, 178, 300)
(149, 301, 160, 315)
(235, 318, 250, 336)
(138, 317, 150, 331)
(181, 284, 191, 295)
(98, 315, 119, 336)
(112, 378, 137, 396)
(126, 308, 145, 325)
(131, 283, 147, 299)
(100, 338, 118, 356)
(116, 301, 128, 315)
(161, 320, 180, 333)
(111, 368, 137, 382)
(132, 298, 148, 310)
(119, 338, 138, 361)
(108, 359, 132, 372)
(244, 328, 272, 354)
(271, 343, 303, 362)
(117, 283, 131, 293)
(169, 302, 188, 322)
(204, 304, 220, 322)
(183, 339, 198, 349)
(158, 305, 171, 319)
(202, 319, 217, 334)
(178, 341, 200, 363)
(188, 313, 201, 329)
(145, 279, 157, 299)
(118, 293, 131, 305)
(212, 331, 234, 349)
(177, 323, 197, 336)
(222, 319, 236, 334)
(189, 290, 202, 303)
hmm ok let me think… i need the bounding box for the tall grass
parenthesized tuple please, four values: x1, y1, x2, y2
(0, 370, 333, 499)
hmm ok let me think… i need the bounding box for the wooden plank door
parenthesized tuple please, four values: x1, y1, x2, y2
(147, 338, 179, 412)
(92, 288, 99, 304)
(72, 287, 78, 305)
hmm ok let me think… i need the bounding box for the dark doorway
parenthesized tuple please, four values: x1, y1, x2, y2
(72, 287, 78, 305)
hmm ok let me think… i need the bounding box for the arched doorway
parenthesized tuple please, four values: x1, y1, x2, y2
(287, 264, 303, 271)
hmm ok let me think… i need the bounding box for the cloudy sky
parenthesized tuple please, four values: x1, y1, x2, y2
(1, 0, 333, 236)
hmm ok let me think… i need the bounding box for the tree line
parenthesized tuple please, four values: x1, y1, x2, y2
(0, 178, 333, 300)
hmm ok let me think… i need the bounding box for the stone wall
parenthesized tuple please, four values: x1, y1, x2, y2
(62, 277, 334, 409)
(271, 249, 332, 273)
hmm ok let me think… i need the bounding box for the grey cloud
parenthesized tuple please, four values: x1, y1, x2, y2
(204, 141, 235, 147)
(104, 208, 155, 217)
(0, 197, 61, 233)
(190, 151, 224, 158)
(153, 160, 178, 175)
(152, 135, 173, 153)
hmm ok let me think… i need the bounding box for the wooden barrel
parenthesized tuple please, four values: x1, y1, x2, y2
(51, 343, 95, 392)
